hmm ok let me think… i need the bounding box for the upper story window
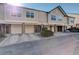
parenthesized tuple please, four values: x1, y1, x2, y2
(26, 12, 34, 18)
(51, 15, 63, 21)
(31, 13, 34, 18)
(70, 19, 74, 23)
(9, 7, 21, 17)
(26, 12, 30, 17)
(56, 16, 63, 21)
(69, 17, 75, 24)
(51, 15, 56, 20)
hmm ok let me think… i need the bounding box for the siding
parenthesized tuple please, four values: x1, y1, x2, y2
(0, 4, 5, 20)
(48, 8, 67, 26)
(4, 4, 47, 24)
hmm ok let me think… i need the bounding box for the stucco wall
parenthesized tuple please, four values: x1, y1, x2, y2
(11, 24, 22, 34)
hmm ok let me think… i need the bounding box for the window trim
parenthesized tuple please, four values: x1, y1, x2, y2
(51, 15, 56, 20)
(26, 12, 34, 18)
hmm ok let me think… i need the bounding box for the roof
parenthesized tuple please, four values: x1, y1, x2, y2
(4, 3, 68, 16)
(67, 16, 75, 18)
(68, 13, 79, 15)
(48, 5, 68, 16)
(5, 3, 48, 13)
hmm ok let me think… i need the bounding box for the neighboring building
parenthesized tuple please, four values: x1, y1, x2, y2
(47, 6, 68, 32)
(68, 13, 79, 28)
(0, 3, 71, 34)
(67, 16, 75, 28)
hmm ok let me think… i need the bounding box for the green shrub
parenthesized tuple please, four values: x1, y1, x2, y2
(41, 28, 54, 37)
(42, 27, 47, 31)
(0, 32, 6, 38)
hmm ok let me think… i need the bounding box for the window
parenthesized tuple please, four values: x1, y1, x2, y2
(10, 7, 21, 17)
(56, 16, 63, 21)
(26, 12, 30, 17)
(71, 20, 74, 23)
(11, 12, 21, 17)
(31, 13, 34, 18)
(69, 17, 75, 24)
(26, 12, 34, 18)
(51, 15, 56, 20)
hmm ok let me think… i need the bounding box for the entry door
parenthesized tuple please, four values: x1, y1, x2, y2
(34, 25, 41, 32)
(6, 24, 11, 33)
(0, 24, 11, 34)
(57, 26, 62, 32)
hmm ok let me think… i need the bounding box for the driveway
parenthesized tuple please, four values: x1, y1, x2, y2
(0, 33, 78, 55)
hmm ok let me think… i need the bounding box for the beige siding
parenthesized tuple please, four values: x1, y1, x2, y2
(4, 4, 23, 21)
(25, 25, 34, 33)
(38, 11, 47, 24)
(68, 14, 78, 27)
(4, 4, 47, 25)
(23, 8, 38, 21)
(0, 4, 5, 20)
(48, 8, 67, 26)
(11, 24, 22, 34)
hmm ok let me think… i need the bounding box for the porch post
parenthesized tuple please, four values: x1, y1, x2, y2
(1, 24, 3, 33)
(54, 25, 56, 32)
(41, 24, 43, 32)
(22, 23, 25, 34)
(4, 25, 6, 34)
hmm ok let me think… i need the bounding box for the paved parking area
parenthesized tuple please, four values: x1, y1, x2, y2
(0, 32, 75, 47)
(0, 33, 78, 55)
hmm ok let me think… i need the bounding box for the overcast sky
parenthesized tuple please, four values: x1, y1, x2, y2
(22, 3, 79, 14)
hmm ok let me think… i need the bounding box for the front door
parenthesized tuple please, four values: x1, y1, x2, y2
(34, 25, 42, 32)
(57, 26, 62, 32)
(0, 24, 11, 34)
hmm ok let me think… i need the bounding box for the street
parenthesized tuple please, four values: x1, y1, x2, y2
(0, 33, 79, 55)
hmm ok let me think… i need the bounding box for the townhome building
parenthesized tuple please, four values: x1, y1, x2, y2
(0, 3, 73, 34)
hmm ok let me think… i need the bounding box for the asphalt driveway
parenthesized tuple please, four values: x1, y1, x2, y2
(0, 33, 78, 55)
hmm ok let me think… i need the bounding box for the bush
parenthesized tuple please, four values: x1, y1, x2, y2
(41, 28, 54, 37)
(42, 27, 47, 31)
(0, 32, 6, 38)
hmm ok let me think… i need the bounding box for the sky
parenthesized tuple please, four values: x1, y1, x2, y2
(22, 3, 79, 14)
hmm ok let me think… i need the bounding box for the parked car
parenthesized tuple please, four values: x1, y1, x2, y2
(64, 29, 70, 32)
(66, 27, 79, 32)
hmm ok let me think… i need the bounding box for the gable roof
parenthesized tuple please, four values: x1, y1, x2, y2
(48, 6, 68, 17)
